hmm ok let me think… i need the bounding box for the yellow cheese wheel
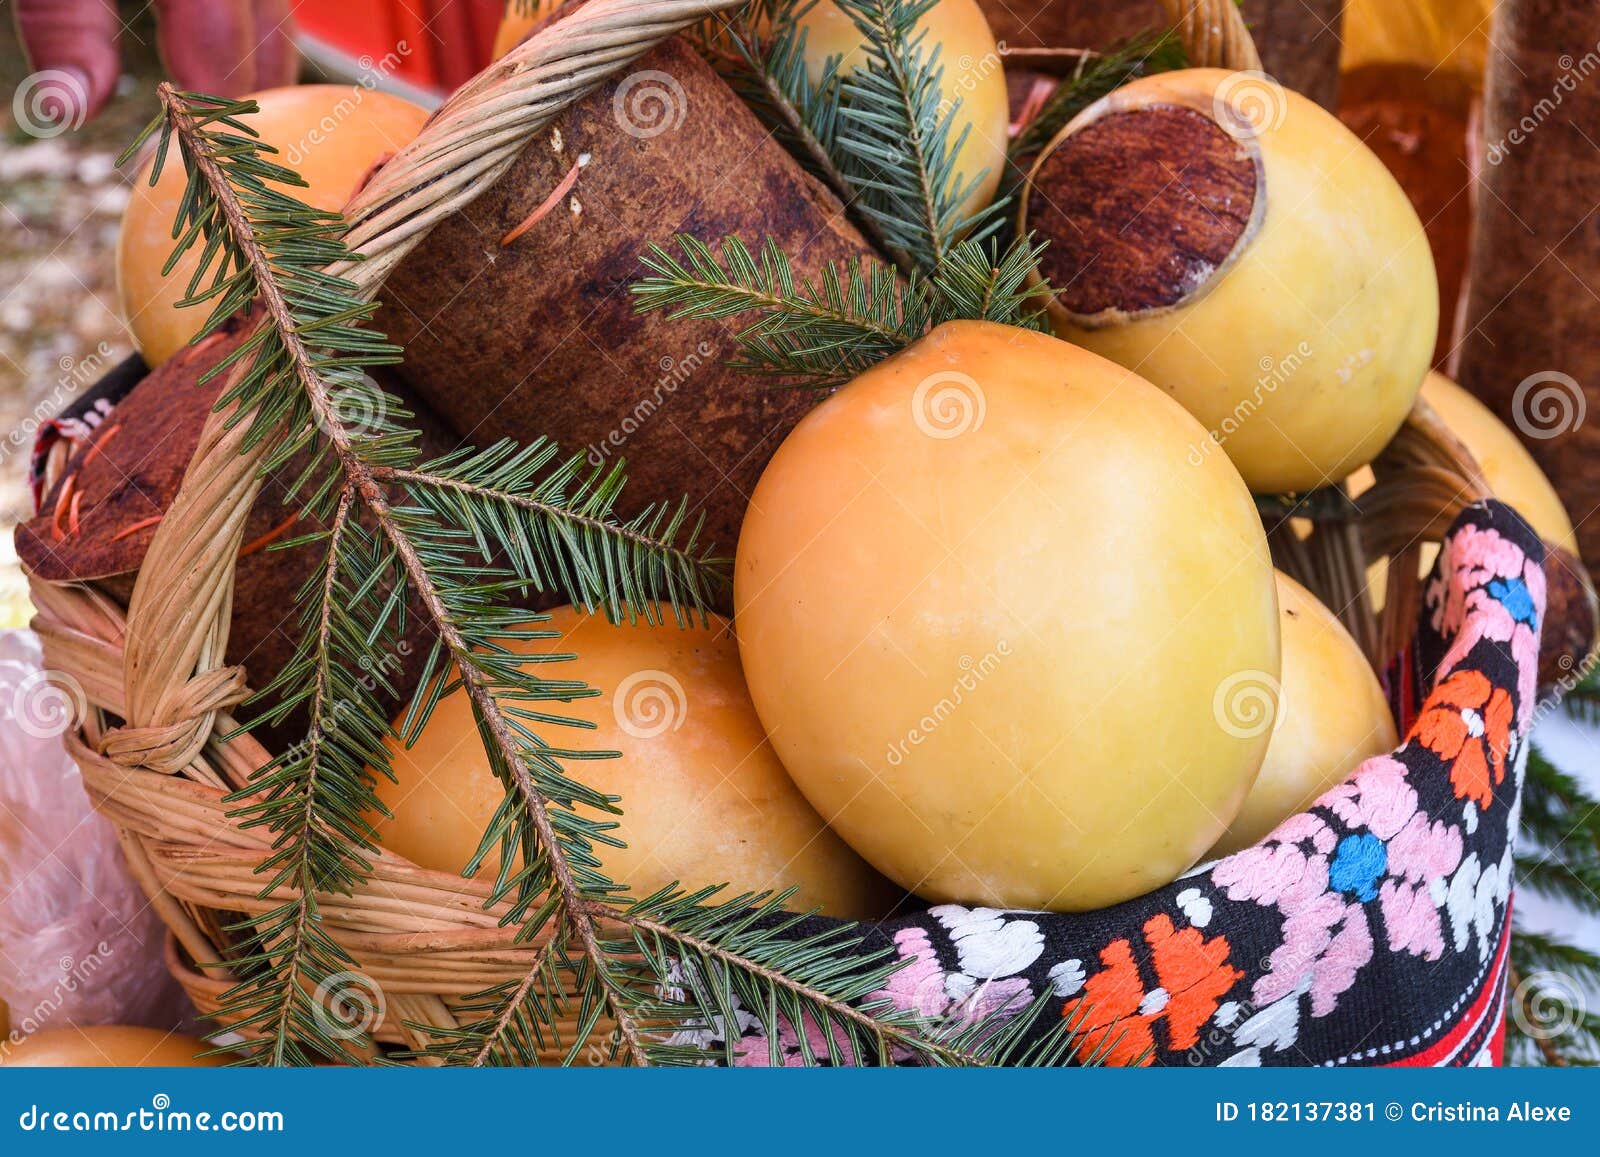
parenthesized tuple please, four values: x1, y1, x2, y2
(734, 320, 1279, 912)
(1025, 69, 1436, 493)
(1, 1026, 218, 1067)
(791, 0, 1009, 220)
(1354, 370, 1578, 607)
(1209, 572, 1398, 857)
(372, 607, 895, 919)
(117, 85, 430, 366)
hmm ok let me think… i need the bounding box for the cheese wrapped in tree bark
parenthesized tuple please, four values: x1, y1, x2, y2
(379, 38, 878, 558)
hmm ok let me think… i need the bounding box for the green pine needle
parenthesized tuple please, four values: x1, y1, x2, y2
(633, 232, 1049, 390)
(1508, 926, 1600, 1066)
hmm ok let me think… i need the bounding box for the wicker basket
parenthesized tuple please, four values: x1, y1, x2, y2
(17, 0, 1538, 1064)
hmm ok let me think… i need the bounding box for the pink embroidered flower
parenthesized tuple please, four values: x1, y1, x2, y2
(1212, 753, 1466, 1018)
(1424, 524, 1543, 728)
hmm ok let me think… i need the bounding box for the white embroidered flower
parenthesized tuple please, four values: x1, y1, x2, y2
(1445, 852, 1500, 959)
(930, 905, 1044, 978)
(1048, 959, 1086, 997)
(1176, 887, 1213, 927)
(1138, 987, 1170, 1017)
(1233, 979, 1310, 1054)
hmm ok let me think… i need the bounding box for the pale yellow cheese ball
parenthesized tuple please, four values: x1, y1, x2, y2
(1354, 371, 1578, 607)
(734, 320, 1280, 912)
(791, 0, 1009, 220)
(371, 607, 895, 920)
(1, 1026, 219, 1067)
(117, 85, 430, 366)
(1032, 69, 1437, 494)
(1208, 571, 1397, 857)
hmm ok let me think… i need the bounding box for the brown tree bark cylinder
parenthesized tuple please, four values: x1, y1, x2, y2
(1459, 0, 1600, 570)
(16, 317, 456, 749)
(379, 37, 877, 557)
(979, 0, 1345, 108)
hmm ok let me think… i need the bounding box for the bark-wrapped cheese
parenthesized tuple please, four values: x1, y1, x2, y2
(15, 316, 457, 748)
(379, 37, 878, 558)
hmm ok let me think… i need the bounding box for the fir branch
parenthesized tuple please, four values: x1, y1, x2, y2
(1559, 662, 1600, 728)
(380, 443, 730, 617)
(830, 0, 1002, 270)
(927, 235, 1052, 330)
(634, 232, 1049, 389)
(696, 2, 914, 274)
(1517, 850, 1600, 913)
(587, 889, 1105, 1067)
(634, 233, 926, 388)
(1507, 931, 1600, 1066)
(1521, 745, 1600, 861)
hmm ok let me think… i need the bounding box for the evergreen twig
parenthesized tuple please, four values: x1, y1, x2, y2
(634, 232, 1049, 390)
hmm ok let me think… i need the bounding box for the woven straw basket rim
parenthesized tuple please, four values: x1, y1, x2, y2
(20, 0, 1486, 1063)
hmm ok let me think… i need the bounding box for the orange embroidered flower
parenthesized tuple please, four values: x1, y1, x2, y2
(1061, 912, 1243, 1066)
(1412, 669, 1513, 809)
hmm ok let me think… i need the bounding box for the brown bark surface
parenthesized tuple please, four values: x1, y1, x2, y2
(379, 38, 877, 560)
(1459, 0, 1600, 568)
(1338, 65, 1474, 370)
(1028, 105, 1259, 318)
(979, 0, 1344, 108)
(16, 316, 456, 746)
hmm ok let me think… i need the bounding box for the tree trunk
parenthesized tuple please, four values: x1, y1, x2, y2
(1459, 0, 1600, 569)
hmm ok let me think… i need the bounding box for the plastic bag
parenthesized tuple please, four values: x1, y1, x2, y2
(0, 629, 187, 1044)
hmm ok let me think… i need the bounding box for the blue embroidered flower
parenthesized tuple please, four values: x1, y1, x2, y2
(1328, 833, 1387, 902)
(1488, 576, 1537, 628)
